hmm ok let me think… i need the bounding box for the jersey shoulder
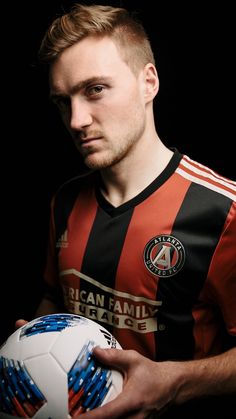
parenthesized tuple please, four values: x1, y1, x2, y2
(176, 154, 236, 202)
(54, 170, 96, 202)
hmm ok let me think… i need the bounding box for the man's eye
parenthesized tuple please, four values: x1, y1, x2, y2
(87, 85, 104, 96)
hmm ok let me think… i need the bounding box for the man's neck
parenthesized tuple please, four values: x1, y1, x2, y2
(99, 136, 173, 208)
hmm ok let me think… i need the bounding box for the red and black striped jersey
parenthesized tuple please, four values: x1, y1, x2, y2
(44, 149, 236, 361)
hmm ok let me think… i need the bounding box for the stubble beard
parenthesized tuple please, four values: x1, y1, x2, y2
(81, 120, 146, 170)
(83, 134, 144, 170)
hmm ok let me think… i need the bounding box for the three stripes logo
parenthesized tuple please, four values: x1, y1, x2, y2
(100, 329, 117, 348)
(56, 230, 68, 248)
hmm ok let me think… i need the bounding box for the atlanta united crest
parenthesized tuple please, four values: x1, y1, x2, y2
(144, 235, 185, 277)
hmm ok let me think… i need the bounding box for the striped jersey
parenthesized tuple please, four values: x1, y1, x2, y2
(44, 149, 236, 361)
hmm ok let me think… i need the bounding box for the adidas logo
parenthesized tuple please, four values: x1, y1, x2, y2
(100, 329, 117, 348)
(56, 230, 68, 248)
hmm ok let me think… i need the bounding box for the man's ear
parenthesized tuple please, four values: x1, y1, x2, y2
(143, 63, 159, 102)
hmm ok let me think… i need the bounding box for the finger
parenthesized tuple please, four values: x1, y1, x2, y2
(15, 319, 28, 329)
(78, 389, 136, 419)
(76, 349, 136, 418)
(92, 347, 137, 371)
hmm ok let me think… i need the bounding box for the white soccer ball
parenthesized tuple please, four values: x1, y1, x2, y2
(0, 313, 123, 418)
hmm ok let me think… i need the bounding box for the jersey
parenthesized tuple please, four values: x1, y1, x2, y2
(43, 149, 236, 361)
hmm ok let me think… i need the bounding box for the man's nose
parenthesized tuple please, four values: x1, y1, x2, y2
(70, 100, 93, 131)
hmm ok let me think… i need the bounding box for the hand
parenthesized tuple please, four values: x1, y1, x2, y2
(15, 319, 28, 329)
(77, 347, 179, 419)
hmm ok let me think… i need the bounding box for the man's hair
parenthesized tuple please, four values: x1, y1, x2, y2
(38, 3, 155, 75)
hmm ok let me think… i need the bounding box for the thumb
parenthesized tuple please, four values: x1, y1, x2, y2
(92, 347, 130, 371)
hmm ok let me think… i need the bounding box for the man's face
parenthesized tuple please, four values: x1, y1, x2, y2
(50, 36, 148, 170)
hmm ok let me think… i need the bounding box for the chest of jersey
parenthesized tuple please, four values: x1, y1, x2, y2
(54, 172, 232, 359)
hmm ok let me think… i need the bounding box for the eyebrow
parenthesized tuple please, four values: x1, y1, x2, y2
(50, 76, 113, 100)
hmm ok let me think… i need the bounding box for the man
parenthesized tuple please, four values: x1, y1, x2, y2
(17, 3, 236, 418)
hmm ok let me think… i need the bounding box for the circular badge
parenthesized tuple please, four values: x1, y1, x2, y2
(144, 235, 185, 277)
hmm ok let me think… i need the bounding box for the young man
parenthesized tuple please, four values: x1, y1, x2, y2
(17, 3, 236, 418)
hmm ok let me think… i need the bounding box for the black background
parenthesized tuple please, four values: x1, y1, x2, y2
(1, 0, 235, 345)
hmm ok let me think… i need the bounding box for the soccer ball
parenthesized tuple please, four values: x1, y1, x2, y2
(0, 313, 123, 418)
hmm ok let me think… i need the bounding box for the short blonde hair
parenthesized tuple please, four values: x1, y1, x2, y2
(38, 3, 155, 75)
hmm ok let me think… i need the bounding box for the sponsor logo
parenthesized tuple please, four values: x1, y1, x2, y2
(144, 234, 185, 277)
(60, 269, 163, 333)
(56, 230, 68, 248)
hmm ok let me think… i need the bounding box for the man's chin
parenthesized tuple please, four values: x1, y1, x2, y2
(83, 154, 113, 170)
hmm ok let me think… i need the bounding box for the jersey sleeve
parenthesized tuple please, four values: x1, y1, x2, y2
(206, 200, 236, 337)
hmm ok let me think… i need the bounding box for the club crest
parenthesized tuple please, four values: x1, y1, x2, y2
(144, 234, 185, 277)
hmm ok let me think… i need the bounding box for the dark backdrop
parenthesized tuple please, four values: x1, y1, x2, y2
(1, 1, 235, 345)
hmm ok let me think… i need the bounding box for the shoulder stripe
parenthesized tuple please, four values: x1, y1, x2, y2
(182, 155, 236, 186)
(181, 158, 236, 192)
(176, 168, 236, 201)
